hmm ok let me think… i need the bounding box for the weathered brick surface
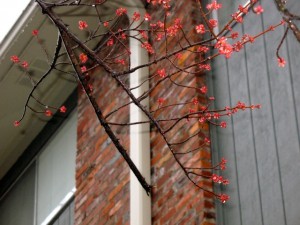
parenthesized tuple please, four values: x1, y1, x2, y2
(75, 1, 216, 224)
(75, 16, 131, 225)
(149, 1, 216, 224)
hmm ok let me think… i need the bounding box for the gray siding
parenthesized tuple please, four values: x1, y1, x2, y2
(210, 1, 300, 225)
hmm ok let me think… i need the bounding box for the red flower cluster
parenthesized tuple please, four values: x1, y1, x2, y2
(147, 0, 171, 9)
(192, 98, 199, 105)
(14, 121, 20, 127)
(45, 109, 53, 117)
(116, 8, 127, 16)
(206, 0, 222, 10)
(277, 57, 286, 67)
(132, 12, 141, 21)
(254, 5, 264, 15)
(10, 55, 29, 69)
(115, 59, 125, 65)
(166, 18, 182, 37)
(208, 19, 218, 28)
(215, 37, 233, 58)
(21, 61, 29, 69)
(157, 97, 165, 105)
(199, 64, 211, 71)
(157, 69, 166, 78)
(197, 46, 209, 53)
(78, 20, 88, 30)
(200, 85, 208, 94)
(32, 29, 39, 36)
(219, 194, 230, 203)
(232, 12, 243, 23)
(211, 174, 229, 185)
(10, 55, 20, 63)
(220, 121, 227, 128)
(220, 158, 227, 170)
(103, 21, 109, 27)
(60, 106, 67, 113)
(195, 24, 205, 34)
(79, 53, 88, 63)
(107, 38, 114, 46)
(144, 13, 151, 21)
(141, 42, 154, 54)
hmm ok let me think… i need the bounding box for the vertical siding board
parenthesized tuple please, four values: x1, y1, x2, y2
(226, 23, 263, 225)
(261, 1, 300, 224)
(213, 1, 300, 225)
(243, 10, 286, 225)
(211, 53, 242, 225)
(285, 0, 300, 144)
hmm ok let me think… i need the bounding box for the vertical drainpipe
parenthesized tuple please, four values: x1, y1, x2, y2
(128, 2, 151, 225)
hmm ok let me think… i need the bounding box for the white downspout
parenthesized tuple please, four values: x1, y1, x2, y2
(127, 2, 151, 225)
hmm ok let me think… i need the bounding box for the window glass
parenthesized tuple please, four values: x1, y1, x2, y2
(0, 163, 36, 225)
(37, 111, 77, 224)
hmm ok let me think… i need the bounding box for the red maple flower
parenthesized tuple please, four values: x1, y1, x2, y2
(141, 42, 154, 54)
(220, 157, 227, 170)
(238, 5, 248, 14)
(254, 5, 264, 14)
(175, 53, 183, 59)
(197, 46, 209, 53)
(232, 13, 243, 23)
(277, 57, 286, 67)
(132, 12, 141, 21)
(222, 179, 230, 185)
(213, 113, 220, 119)
(32, 29, 39, 36)
(211, 174, 220, 183)
(115, 59, 125, 65)
(200, 86, 208, 94)
(60, 106, 67, 113)
(144, 13, 151, 21)
(157, 69, 166, 78)
(215, 37, 233, 58)
(103, 21, 109, 27)
(10, 55, 20, 63)
(78, 20, 88, 30)
(204, 137, 211, 143)
(107, 38, 114, 46)
(230, 32, 239, 39)
(81, 66, 87, 73)
(236, 101, 246, 110)
(21, 61, 29, 69)
(199, 117, 206, 123)
(233, 41, 243, 52)
(14, 120, 20, 127)
(219, 194, 230, 203)
(206, 0, 222, 10)
(220, 121, 227, 128)
(79, 53, 88, 63)
(88, 83, 93, 92)
(199, 64, 211, 71)
(45, 109, 53, 117)
(192, 98, 199, 105)
(116, 8, 127, 16)
(195, 24, 206, 34)
(208, 19, 218, 28)
(158, 98, 165, 105)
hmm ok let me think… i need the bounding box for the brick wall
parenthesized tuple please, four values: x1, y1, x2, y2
(75, 1, 215, 224)
(149, 1, 215, 224)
